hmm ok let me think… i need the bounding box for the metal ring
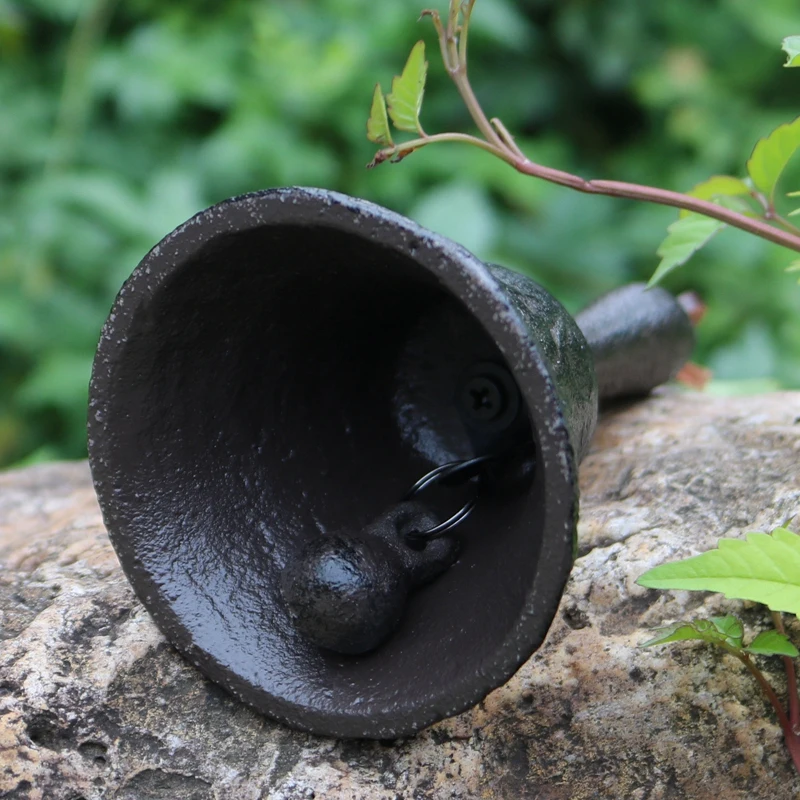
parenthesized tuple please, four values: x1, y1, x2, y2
(405, 498, 477, 544)
(403, 454, 494, 500)
(402, 454, 495, 544)
(402, 445, 536, 544)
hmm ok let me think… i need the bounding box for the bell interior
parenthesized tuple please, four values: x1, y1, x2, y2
(93, 217, 557, 737)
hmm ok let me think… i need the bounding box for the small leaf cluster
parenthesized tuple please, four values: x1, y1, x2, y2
(364, 4, 800, 361)
(652, 115, 800, 284)
(367, 41, 428, 165)
(639, 527, 800, 657)
(638, 526, 800, 771)
(651, 39, 800, 285)
(642, 615, 798, 658)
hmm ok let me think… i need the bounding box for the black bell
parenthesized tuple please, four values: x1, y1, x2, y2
(87, 187, 693, 739)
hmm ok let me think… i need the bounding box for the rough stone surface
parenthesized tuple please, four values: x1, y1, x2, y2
(2, 391, 800, 799)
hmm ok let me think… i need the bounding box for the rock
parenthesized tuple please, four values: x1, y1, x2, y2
(2, 391, 800, 800)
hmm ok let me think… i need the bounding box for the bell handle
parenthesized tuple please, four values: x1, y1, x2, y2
(575, 283, 695, 401)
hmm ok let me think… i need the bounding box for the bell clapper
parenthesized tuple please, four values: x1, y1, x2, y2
(279, 501, 459, 655)
(280, 447, 534, 655)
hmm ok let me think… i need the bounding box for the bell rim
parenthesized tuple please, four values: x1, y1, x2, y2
(87, 186, 579, 739)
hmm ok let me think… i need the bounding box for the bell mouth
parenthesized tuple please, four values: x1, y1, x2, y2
(88, 187, 578, 739)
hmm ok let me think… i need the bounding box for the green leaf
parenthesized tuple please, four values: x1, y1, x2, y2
(709, 615, 744, 647)
(782, 36, 800, 67)
(680, 175, 752, 217)
(745, 630, 800, 657)
(788, 192, 800, 219)
(715, 195, 758, 215)
(387, 40, 427, 134)
(366, 84, 393, 147)
(638, 527, 800, 614)
(786, 260, 800, 283)
(746, 117, 800, 201)
(648, 213, 724, 285)
(641, 615, 744, 650)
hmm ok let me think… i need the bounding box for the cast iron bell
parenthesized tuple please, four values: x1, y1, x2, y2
(87, 187, 693, 739)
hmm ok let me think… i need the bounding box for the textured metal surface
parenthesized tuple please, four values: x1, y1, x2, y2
(576, 282, 694, 401)
(280, 501, 458, 655)
(88, 187, 581, 739)
(87, 187, 691, 739)
(488, 265, 597, 462)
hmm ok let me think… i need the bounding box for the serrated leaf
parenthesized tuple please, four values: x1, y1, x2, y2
(745, 630, 800, 657)
(640, 622, 714, 648)
(638, 527, 800, 614)
(641, 615, 743, 650)
(387, 40, 427, 134)
(782, 36, 800, 67)
(366, 84, 393, 147)
(648, 213, 724, 286)
(679, 175, 752, 218)
(710, 615, 744, 647)
(746, 117, 800, 202)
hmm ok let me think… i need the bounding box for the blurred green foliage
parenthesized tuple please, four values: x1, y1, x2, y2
(1, 0, 799, 468)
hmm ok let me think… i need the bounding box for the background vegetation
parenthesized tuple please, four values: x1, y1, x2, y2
(1, 0, 799, 468)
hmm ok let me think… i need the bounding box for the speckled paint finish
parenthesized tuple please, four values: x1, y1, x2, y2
(87, 187, 692, 739)
(280, 501, 459, 655)
(575, 282, 694, 401)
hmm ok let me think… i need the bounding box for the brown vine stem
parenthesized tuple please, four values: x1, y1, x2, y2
(772, 612, 800, 733)
(447, 6, 505, 151)
(772, 213, 800, 237)
(720, 642, 800, 775)
(368, 132, 509, 168)
(418, 0, 800, 256)
(510, 162, 800, 253)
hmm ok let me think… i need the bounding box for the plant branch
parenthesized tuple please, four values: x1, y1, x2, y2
(722, 644, 791, 730)
(773, 213, 800, 237)
(491, 117, 525, 160)
(445, 0, 460, 71)
(369, 132, 510, 167)
(723, 643, 800, 774)
(429, 1, 505, 151)
(405, 132, 508, 157)
(458, 0, 476, 67)
(421, 10, 451, 71)
(414, 0, 800, 255)
(772, 612, 800, 732)
(452, 71, 506, 150)
(508, 157, 800, 253)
